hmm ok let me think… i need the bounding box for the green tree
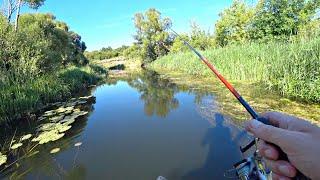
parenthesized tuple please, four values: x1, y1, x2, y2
(215, 0, 254, 46)
(1, 0, 46, 30)
(133, 8, 172, 63)
(250, 0, 320, 41)
(189, 22, 215, 50)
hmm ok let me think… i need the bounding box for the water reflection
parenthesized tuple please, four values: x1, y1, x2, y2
(183, 114, 242, 180)
(2, 70, 253, 179)
(128, 71, 180, 117)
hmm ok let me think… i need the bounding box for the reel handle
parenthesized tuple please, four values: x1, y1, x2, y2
(257, 117, 310, 180)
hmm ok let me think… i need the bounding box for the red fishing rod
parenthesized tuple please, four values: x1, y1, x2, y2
(170, 28, 264, 122)
(170, 28, 309, 180)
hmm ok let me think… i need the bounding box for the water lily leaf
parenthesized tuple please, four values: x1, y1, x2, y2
(65, 106, 74, 111)
(57, 125, 72, 133)
(0, 153, 7, 166)
(32, 130, 65, 145)
(64, 110, 73, 115)
(50, 115, 65, 123)
(50, 148, 60, 154)
(11, 143, 23, 150)
(37, 123, 56, 132)
(56, 107, 67, 113)
(74, 142, 82, 147)
(21, 134, 32, 141)
(61, 118, 76, 125)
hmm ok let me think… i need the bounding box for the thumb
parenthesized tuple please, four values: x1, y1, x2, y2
(245, 119, 297, 149)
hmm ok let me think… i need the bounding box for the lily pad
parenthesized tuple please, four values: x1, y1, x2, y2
(37, 123, 57, 132)
(56, 125, 72, 133)
(32, 130, 65, 145)
(0, 153, 7, 166)
(11, 143, 23, 150)
(74, 142, 82, 147)
(50, 148, 61, 154)
(56, 107, 69, 114)
(50, 115, 65, 123)
(61, 118, 76, 125)
(21, 134, 32, 141)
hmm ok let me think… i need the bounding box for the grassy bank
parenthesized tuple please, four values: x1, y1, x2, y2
(0, 65, 107, 124)
(150, 37, 320, 103)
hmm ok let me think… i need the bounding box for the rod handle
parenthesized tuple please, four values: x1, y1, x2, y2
(257, 117, 311, 180)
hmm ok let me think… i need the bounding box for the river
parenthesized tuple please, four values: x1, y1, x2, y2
(1, 70, 319, 180)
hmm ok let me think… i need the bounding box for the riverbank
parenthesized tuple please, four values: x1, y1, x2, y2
(0, 65, 107, 125)
(149, 37, 320, 103)
(145, 70, 320, 125)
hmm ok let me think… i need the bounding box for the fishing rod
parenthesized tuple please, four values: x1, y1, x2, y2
(169, 28, 309, 180)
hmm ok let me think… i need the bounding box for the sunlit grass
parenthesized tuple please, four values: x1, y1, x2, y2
(150, 37, 320, 102)
(0, 65, 107, 123)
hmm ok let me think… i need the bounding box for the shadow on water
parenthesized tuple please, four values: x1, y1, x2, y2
(183, 114, 242, 180)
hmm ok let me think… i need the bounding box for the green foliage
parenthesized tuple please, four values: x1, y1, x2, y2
(0, 66, 106, 123)
(24, 0, 45, 9)
(123, 44, 142, 59)
(249, 0, 320, 41)
(215, 0, 254, 46)
(85, 46, 129, 60)
(133, 8, 172, 63)
(0, 12, 99, 124)
(150, 37, 320, 102)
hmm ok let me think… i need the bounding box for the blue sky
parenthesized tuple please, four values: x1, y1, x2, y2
(26, 0, 235, 51)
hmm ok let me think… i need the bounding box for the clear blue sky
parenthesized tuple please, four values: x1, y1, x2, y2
(26, 0, 235, 51)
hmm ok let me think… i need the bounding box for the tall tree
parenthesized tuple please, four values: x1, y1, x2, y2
(1, 0, 45, 30)
(215, 0, 254, 46)
(133, 8, 172, 63)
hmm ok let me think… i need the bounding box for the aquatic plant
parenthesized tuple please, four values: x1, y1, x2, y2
(21, 134, 32, 141)
(50, 148, 61, 154)
(150, 37, 320, 102)
(0, 153, 7, 166)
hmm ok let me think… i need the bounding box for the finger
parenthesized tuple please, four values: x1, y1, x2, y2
(257, 140, 279, 160)
(263, 111, 313, 132)
(265, 159, 297, 178)
(272, 172, 291, 180)
(245, 119, 302, 148)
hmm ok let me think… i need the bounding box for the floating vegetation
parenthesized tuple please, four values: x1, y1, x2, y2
(21, 134, 32, 141)
(0, 153, 7, 166)
(74, 142, 82, 147)
(50, 148, 61, 154)
(0, 95, 94, 174)
(11, 143, 23, 150)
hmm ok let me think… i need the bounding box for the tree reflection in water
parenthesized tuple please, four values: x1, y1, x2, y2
(129, 71, 179, 118)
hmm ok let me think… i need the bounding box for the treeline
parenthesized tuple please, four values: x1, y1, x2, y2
(122, 0, 319, 64)
(0, 1, 106, 123)
(146, 0, 320, 102)
(84, 45, 129, 60)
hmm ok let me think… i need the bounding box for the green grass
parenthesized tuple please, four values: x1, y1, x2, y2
(0, 65, 107, 124)
(150, 37, 320, 102)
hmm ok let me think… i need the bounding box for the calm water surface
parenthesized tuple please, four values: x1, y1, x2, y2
(0, 71, 267, 180)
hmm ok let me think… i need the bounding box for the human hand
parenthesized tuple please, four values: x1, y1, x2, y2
(245, 112, 320, 180)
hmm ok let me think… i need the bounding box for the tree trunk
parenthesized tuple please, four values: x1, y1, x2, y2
(14, 0, 22, 32)
(7, 0, 12, 23)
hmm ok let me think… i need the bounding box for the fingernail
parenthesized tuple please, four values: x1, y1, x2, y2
(279, 165, 290, 176)
(250, 119, 263, 129)
(264, 149, 273, 158)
